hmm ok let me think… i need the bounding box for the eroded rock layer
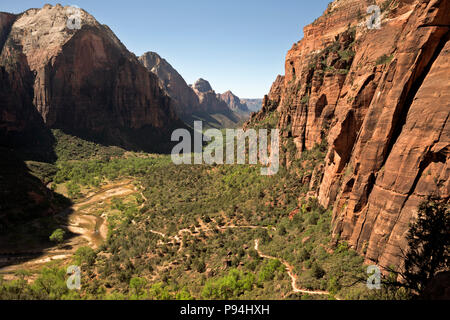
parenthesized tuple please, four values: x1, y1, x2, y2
(139, 51, 203, 118)
(139, 53, 245, 128)
(0, 5, 183, 153)
(218, 90, 250, 114)
(247, 0, 449, 267)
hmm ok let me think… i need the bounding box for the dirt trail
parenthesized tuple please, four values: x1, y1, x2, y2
(151, 225, 334, 298)
(254, 239, 337, 298)
(149, 223, 276, 253)
(2, 179, 342, 300)
(0, 180, 139, 279)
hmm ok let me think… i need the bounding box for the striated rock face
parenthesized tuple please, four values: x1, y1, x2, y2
(192, 78, 214, 93)
(248, 0, 450, 268)
(0, 5, 184, 153)
(266, 75, 285, 106)
(246, 75, 285, 126)
(139, 51, 203, 118)
(217, 90, 250, 114)
(0, 12, 55, 162)
(138, 54, 245, 127)
(190, 78, 238, 115)
(0, 11, 63, 231)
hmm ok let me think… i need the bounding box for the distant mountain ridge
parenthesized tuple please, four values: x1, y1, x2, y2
(139, 52, 202, 118)
(139, 52, 250, 129)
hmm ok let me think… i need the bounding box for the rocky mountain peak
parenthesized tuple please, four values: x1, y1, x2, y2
(138, 54, 244, 128)
(193, 78, 213, 93)
(217, 90, 249, 114)
(0, 4, 184, 153)
(139, 51, 164, 71)
(8, 4, 103, 70)
(139, 51, 202, 118)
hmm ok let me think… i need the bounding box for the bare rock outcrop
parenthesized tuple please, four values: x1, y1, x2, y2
(191, 78, 230, 113)
(0, 12, 55, 161)
(139, 51, 203, 118)
(139, 54, 244, 128)
(189, 78, 243, 128)
(247, 0, 450, 268)
(0, 5, 184, 153)
(217, 90, 250, 114)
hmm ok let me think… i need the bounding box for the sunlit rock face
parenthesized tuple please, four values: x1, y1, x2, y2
(139, 54, 243, 127)
(246, 0, 450, 267)
(218, 91, 250, 114)
(190, 78, 230, 114)
(139, 51, 203, 118)
(192, 78, 214, 93)
(0, 4, 184, 153)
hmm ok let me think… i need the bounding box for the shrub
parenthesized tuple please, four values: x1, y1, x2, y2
(129, 277, 147, 297)
(74, 247, 97, 266)
(258, 259, 284, 282)
(300, 95, 310, 104)
(338, 49, 355, 62)
(202, 269, 256, 300)
(376, 54, 394, 65)
(278, 226, 287, 236)
(49, 229, 65, 244)
(311, 262, 326, 279)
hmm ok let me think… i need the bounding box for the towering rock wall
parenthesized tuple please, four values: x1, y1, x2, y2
(189, 78, 243, 128)
(139, 54, 245, 128)
(0, 12, 55, 162)
(0, 5, 183, 153)
(248, 0, 449, 267)
(0, 12, 61, 229)
(139, 51, 203, 118)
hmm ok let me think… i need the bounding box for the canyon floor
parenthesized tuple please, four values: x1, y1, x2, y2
(0, 131, 373, 300)
(0, 180, 138, 281)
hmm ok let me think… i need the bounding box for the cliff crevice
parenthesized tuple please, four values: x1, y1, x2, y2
(247, 0, 449, 267)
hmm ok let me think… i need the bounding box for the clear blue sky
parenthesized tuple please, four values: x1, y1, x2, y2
(2, 0, 331, 98)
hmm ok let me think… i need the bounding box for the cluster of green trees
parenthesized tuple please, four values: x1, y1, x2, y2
(52, 129, 125, 162)
(63, 140, 338, 299)
(0, 266, 75, 300)
(202, 269, 257, 299)
(54, 156, 169, 188)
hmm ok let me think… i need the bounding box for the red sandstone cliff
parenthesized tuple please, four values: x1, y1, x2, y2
(190, 78, 243, 128)
(217, 90, 250, 114)
(0, 5, 184, 153)
(191, 78, 231, 114)
(0, 11, 55, 161)
(247, 0, 449, 268)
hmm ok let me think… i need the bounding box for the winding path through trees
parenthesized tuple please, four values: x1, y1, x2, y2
(254, 239, 338, 298)
(149, 222, 339, 299)
(2, 179, 343, 299)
